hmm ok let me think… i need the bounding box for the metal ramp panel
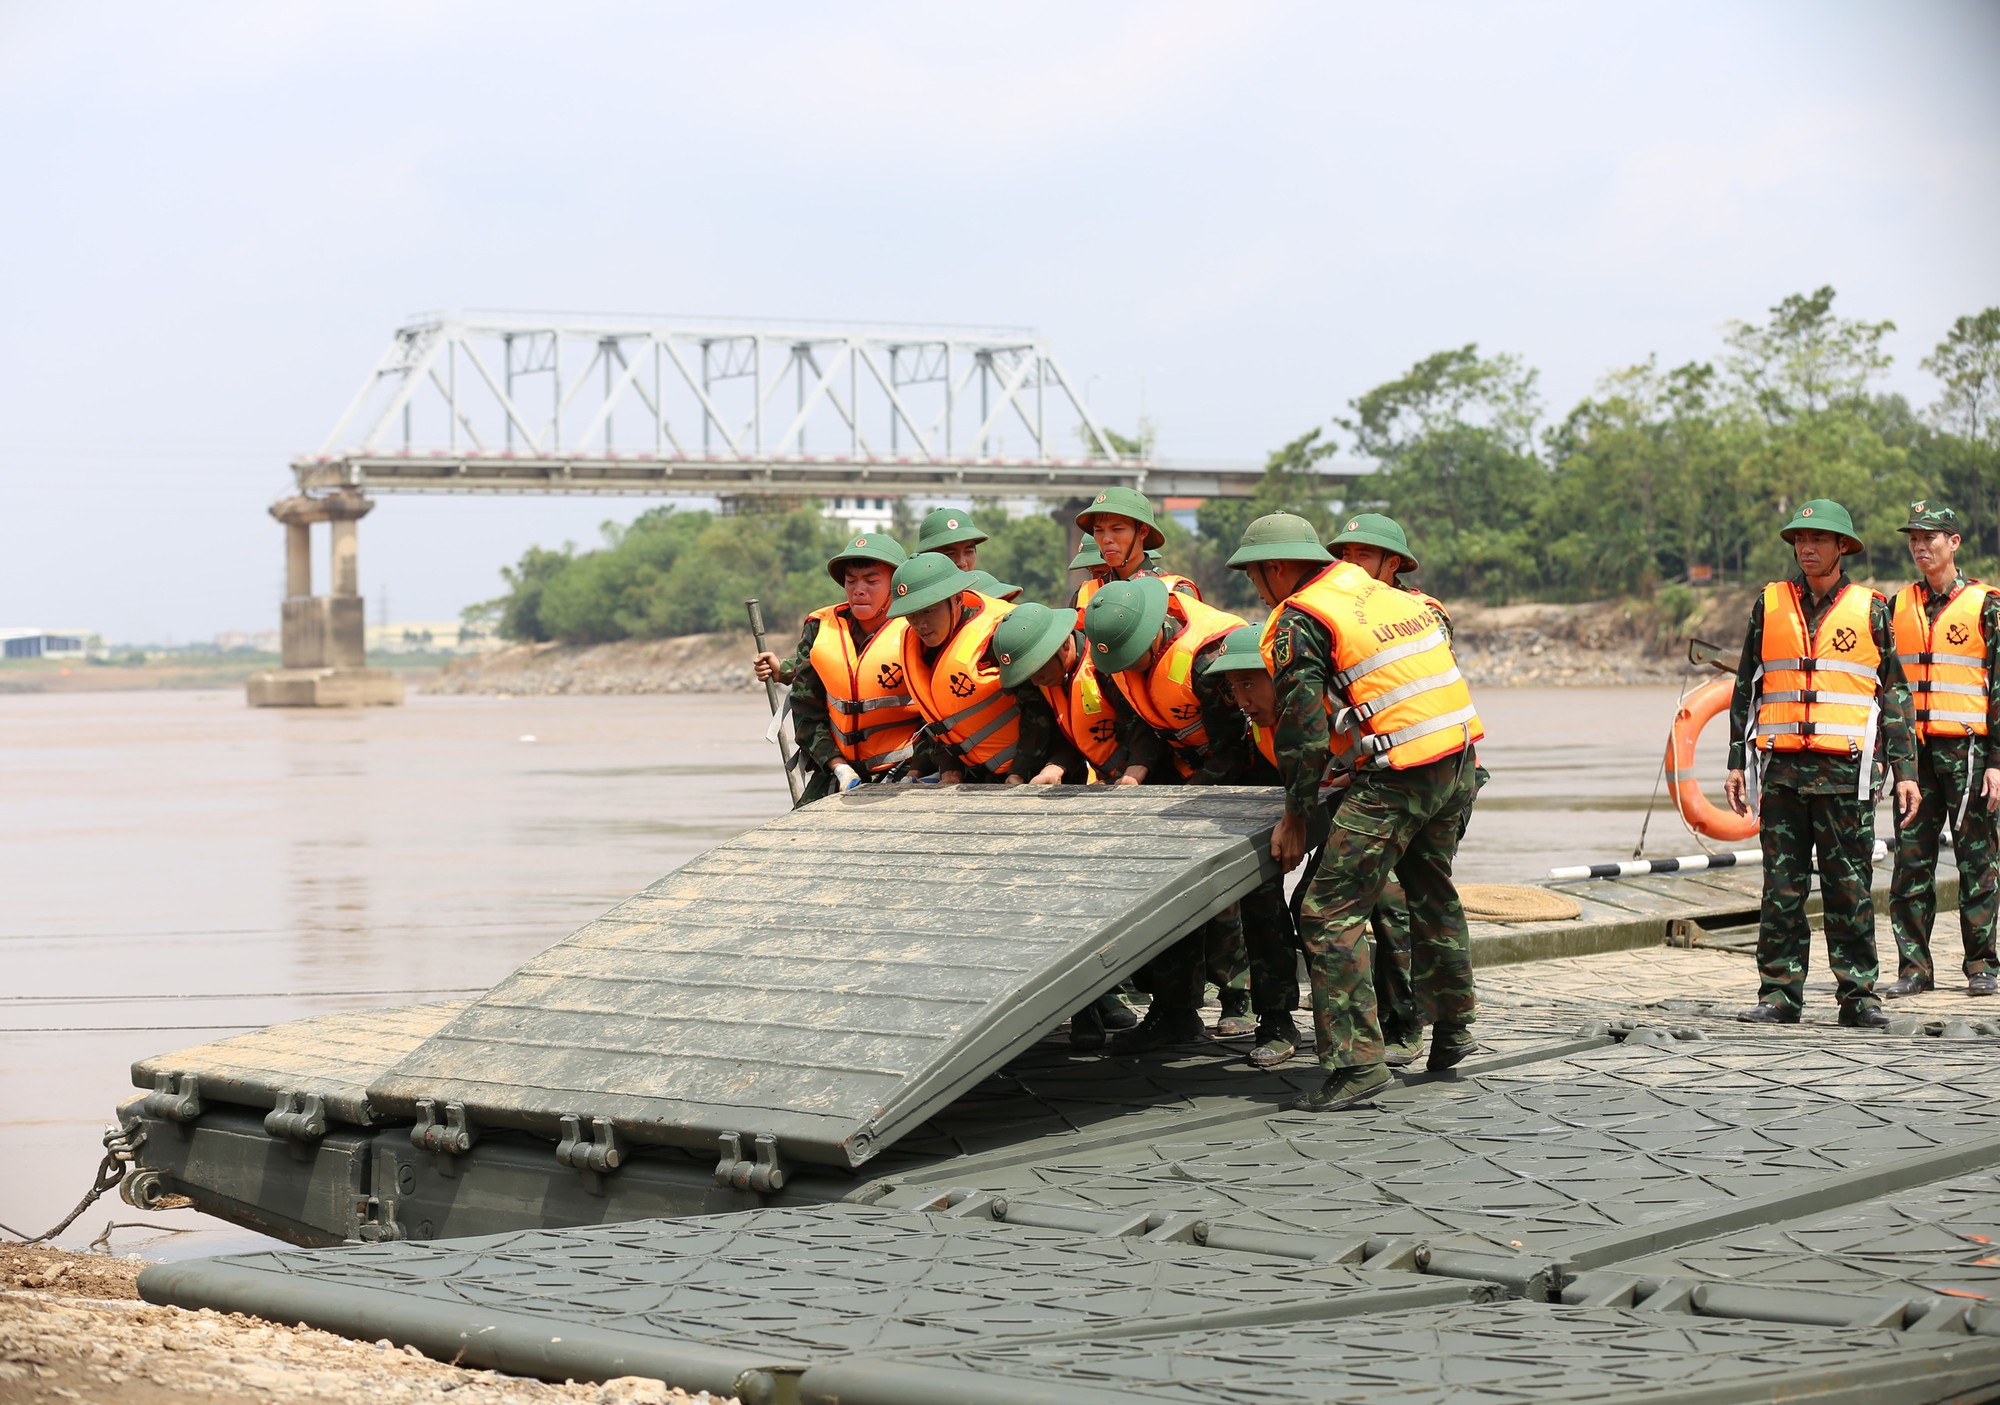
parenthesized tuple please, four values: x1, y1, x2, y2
(366, 786, 1281, 1170)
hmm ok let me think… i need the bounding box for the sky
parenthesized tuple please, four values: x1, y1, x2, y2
(1, 1, 1995, 643)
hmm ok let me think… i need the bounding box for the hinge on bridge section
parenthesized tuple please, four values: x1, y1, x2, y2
(410, 1099, 478, 1178)
(554, 1115, 623, 1195)
(714, 1132, 788, 1193)
(140, 1073, 203, 1132)
(355, 1195, 406, 1243)
(265, 1090, 328, 1158)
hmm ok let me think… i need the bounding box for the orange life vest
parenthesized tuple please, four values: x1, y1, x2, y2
(1041, 639, 1124, 772)
(1113, 595, 1245, 772)
(805, 607, 922, 776)
(902, 592, 1020, 776)
(1073, 568, 1201, 627)
(1252, 723, 1276, 769)
(1269, 562, 1483, 771)
(1893, 581, 1991, 741)
(1405, 588, 1450, 632)
(1755, 581, 1883, 756)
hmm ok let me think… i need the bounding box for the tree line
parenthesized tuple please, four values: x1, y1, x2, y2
(478, 289, 1999, 642)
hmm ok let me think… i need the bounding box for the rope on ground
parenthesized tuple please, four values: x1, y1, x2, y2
(1460, 883, 1583, 922)
(89, 1219, 193, 1254)
(0, 1152, 126, 1246)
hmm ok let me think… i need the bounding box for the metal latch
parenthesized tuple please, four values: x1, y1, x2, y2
(355, 1195, 407, 1243)
(554, 1115, 623, 1195)
(265, 1090, 328, 1145)
(410, 1099, 478, 1178)
(714, 1132, 788, 1193)
(140, 1073, 203, 1128)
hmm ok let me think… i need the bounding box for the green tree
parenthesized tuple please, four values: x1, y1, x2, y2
(1722, 285, 1896, 424)
(1337, 345, 1549, 602)
(1920, 309, 2000, 563)
(490, 544, 573, 642)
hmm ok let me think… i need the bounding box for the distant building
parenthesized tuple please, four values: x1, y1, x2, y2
(822, 496, 896, 536)
(1162, 496, 1205, 530)
(0, 628, 102, 661)
(363, 619, 503, 655)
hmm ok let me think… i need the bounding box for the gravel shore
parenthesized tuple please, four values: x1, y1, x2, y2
(0, 1245, 732, 1405)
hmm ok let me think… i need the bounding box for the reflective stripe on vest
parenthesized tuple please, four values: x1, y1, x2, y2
(805, 607, 922, 775)
(1274, 562, 1483, 771)
(1257, 605, 1361, 777)
(1116, 595, 1245, 762)
(1754, 581, 1882, 755)
(902, 592, 1020, 775)
(1893, 581, 1991, 739)
(1042, 637, 1124, 771)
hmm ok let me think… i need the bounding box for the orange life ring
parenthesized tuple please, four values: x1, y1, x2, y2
(1666, 675, 1758, 842)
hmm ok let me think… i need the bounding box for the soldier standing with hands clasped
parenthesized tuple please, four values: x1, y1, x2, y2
(1725, 499, 1919, 1027)
(1882, 502, 2000, 997)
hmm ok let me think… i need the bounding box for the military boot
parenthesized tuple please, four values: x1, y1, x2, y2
(1213, 989, 1255, 1039)
(1384, 1030, 1426, 1069)
(1882, 973, 1933, 997)
(1108, 1005, 1207, 1055)
(1426, 1026, 1480, 1073)
(1247, 1013, 1301, 1069)
(1971, 972, 1998, 997)
(1068, 1001, 1107, 1051)
(1288, 1062, 1393, 1113)
(1096, 991, 1139, 1030)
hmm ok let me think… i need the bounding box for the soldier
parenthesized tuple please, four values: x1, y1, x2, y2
(1884, 502, 2000, 997)
(1724, 499, 1920, 1026)
(993, 601, 1123, 785)
(1239, 513, 1485, 1111)
(1072, 488, 1201, 624)
(1083, 576, 1262, 1049)
(915, 508, 988, 572)
(966, 571, 1024, 603)
(888, 553, 1020, 784)
(776, 532, 923, 805)
(1328, 513, 1451, 634)
(1064, 539, 1115, 620)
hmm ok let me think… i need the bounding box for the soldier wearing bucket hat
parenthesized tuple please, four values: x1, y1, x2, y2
(915, 508, 989, 571)
(888, 552, 1021, 784)
(770, 532, 921, 802)
(991, 602, 1105, 786)
(1072, 488, 1202, 623)
(1724, 498, 1919, 1028)
(1083, 575, 1262, 1049)
(1884, 501, 2000, 998)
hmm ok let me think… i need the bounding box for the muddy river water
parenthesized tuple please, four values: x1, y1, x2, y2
(2, 684, 1699, 1257)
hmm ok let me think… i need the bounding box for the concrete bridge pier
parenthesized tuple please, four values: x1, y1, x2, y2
(246, 493, 403, 707)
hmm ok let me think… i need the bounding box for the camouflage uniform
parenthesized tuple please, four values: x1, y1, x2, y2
(1889, 573, 2000, 982)
(1272, 608, 1480, 1070)
(1727, 570, 1916, 1012)
(1006, 635, 1091, 784)
(1107, 622, 1286, 1015)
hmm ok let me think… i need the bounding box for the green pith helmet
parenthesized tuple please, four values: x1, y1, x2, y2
(967, 570, 1023, 602)
(992, 602, 1074, 688)
(887, 552, 977, 617)
(1227, 513, 1334, 570)
(825, 531, 908, 585)
(1069, 539, 1105, 570)
(1898, 500, 1963, 536)
(1075, 486, 1166, 551)
(1145, 548, 1163, 562)
(1082, 575, 1170, 673)
(916, 507, 988, 553)
(1202, 624, 1270, 676)
(1779, 499, 1864, 555)
(1327, 513, 1418, 570)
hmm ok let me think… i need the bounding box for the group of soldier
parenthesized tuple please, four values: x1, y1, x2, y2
(753, 488, 1486, 1112)
(752, 488, 1999, 1110)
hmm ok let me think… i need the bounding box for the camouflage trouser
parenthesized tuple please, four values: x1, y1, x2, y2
(1890, 738, 1999, 981)
(1205, 905, 1250, 1001)
(1296, 751, 1480, 1070)
(1755, 783, 1881, 1011)
(1297, 798, 1419, 1044)
(1241, 876, 1299, 1014)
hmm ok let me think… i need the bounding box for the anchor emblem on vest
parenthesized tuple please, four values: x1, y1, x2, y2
(1170, 703, 1202, 721)
(1831, 626, 1858, 653)
(1947, 623, 1971, 647)
(1089, 718, 1117, 742)
(877, 662, 904, 690)
(947, 671, 977, 698)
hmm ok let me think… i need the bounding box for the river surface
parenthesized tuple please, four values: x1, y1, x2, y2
(1, 683, 1697, 1257)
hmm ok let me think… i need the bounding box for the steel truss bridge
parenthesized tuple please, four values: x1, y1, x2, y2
(293, 313, 1368, 502)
